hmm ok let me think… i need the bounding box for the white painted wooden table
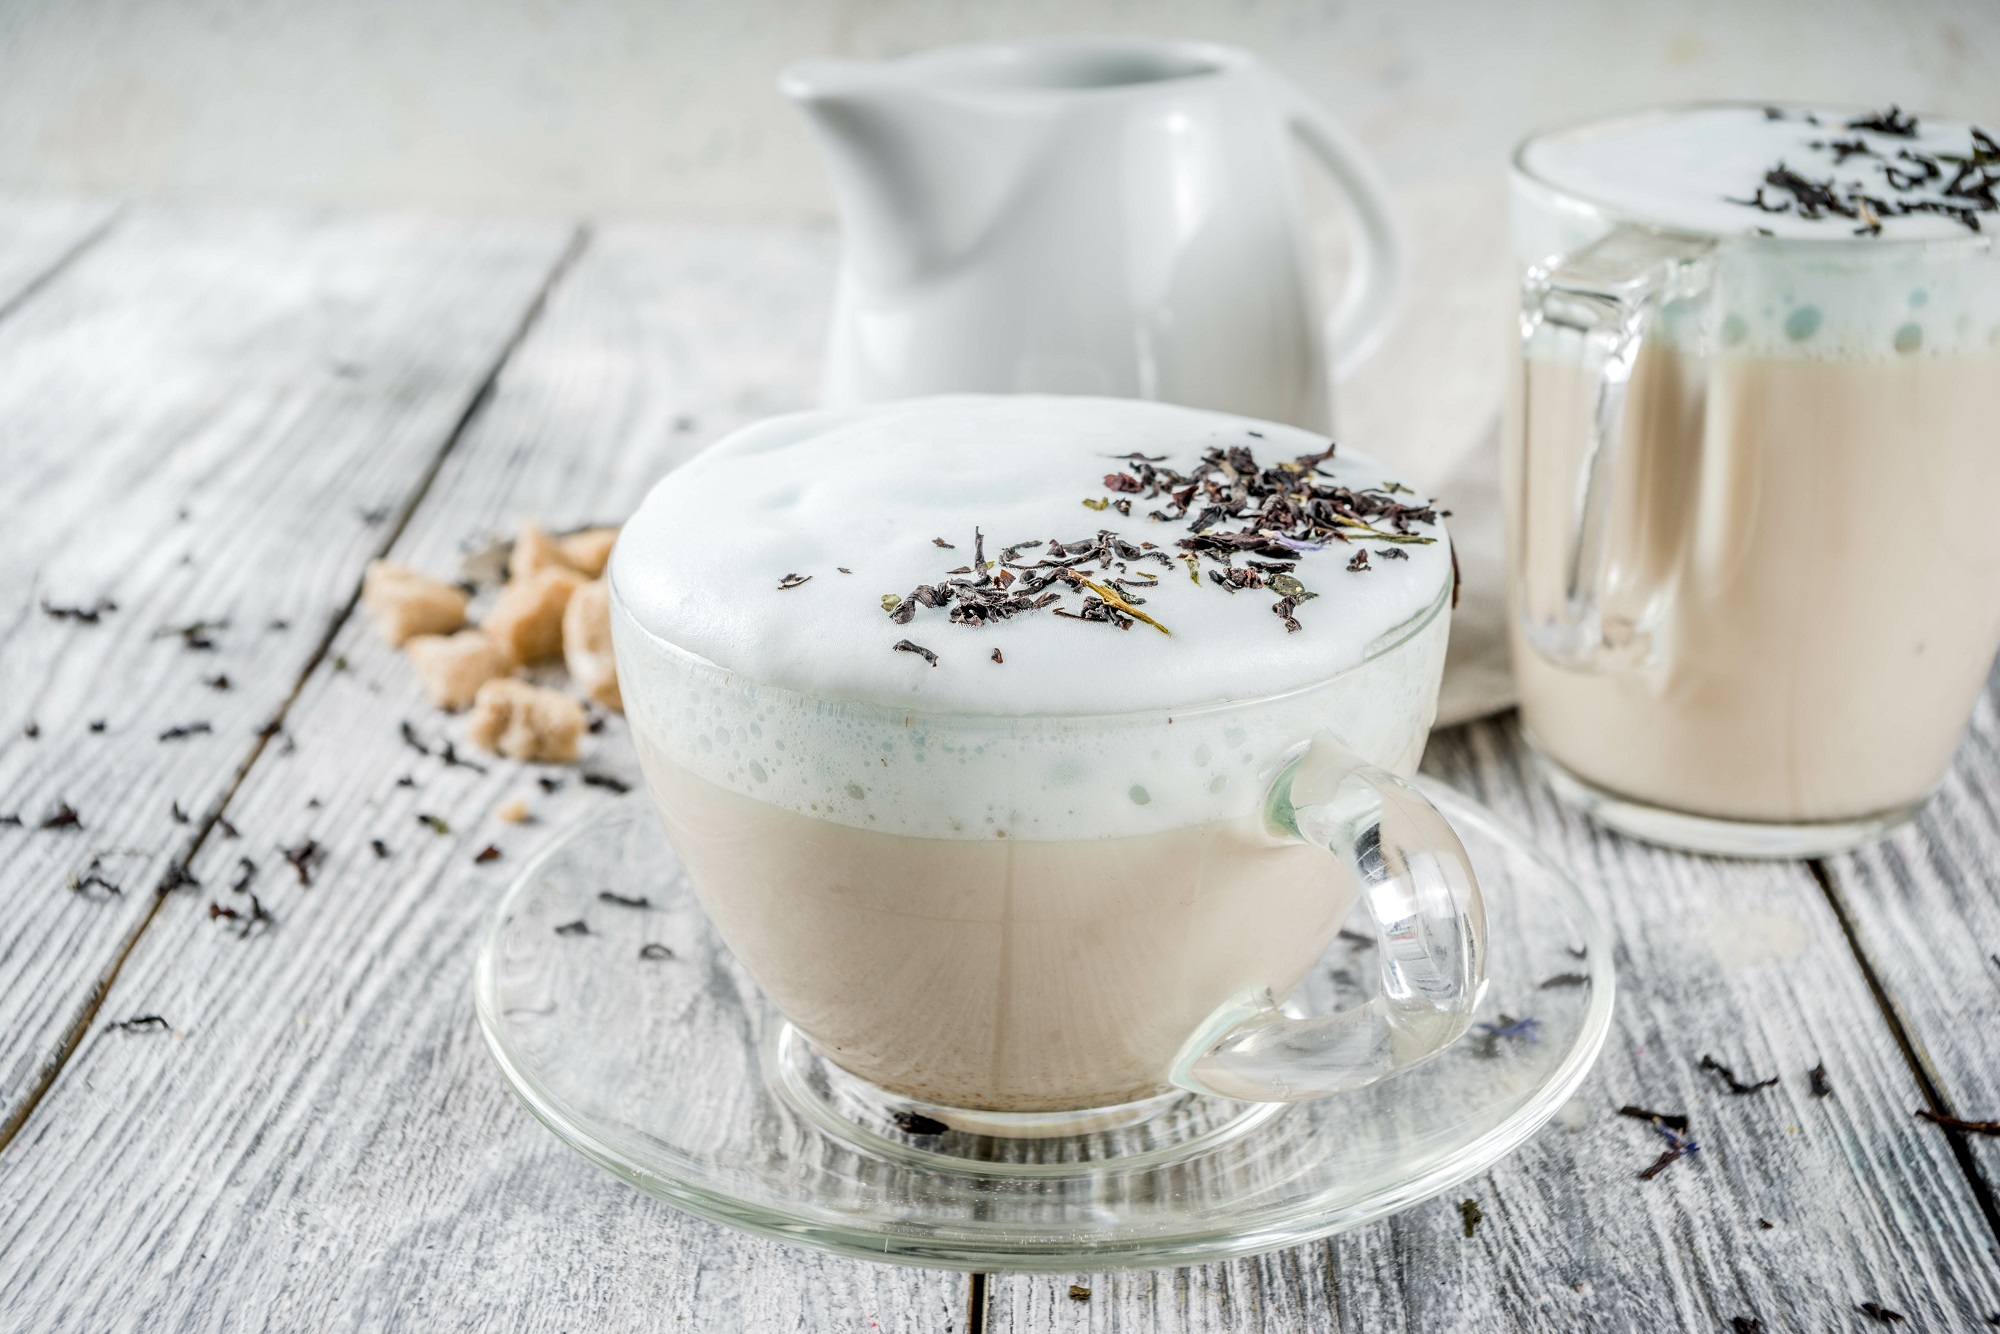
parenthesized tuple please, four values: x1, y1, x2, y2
(1, 196, 1997, 1333)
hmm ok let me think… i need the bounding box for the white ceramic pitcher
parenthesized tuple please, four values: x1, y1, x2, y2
(781, 36, 1403, 433)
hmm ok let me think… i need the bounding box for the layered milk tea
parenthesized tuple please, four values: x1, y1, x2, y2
(1509, 106, 2000, 832)
(609, 397, 1452, 1111)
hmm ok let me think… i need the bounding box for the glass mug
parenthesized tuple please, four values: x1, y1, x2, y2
(1507, 104, 2000, 857)
(608, 572, 1485, 1125)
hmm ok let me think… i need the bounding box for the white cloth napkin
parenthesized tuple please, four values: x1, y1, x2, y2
(1328, 173, 1516, 727)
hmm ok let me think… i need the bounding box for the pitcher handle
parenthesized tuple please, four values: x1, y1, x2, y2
(1269, 78, 1405, 380)
(1172, 733, 1487, 1102)
(1516, 228, 1715, 670)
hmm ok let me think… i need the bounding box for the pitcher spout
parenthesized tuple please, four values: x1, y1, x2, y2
(781, 57, 1051, 288)
(775, 58, 880, 107)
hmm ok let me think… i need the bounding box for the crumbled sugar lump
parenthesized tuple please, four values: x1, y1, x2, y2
(383, 520, 622, 762)
(556, 527, 618, 578)
(466, 679, 585, 763)
(483, 566, 581, 664)
(362, 561, 469, 645)
(563, 579, 622, 712)
(510, 522, 618, 581)
(509, 522, 568, 581)
(403, 629, 512, 711)
(496, 798, 530, 824)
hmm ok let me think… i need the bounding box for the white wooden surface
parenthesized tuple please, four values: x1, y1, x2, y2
(1, 201, 1998, 1332)
(0, 197, 118, 319)
(1817, 664, 2000, 1212)
(0, 217, 965, 1332)
(0, 204, 573, 1142)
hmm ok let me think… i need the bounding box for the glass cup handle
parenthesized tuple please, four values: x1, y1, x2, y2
(1516, 228, 1715, 671)
(1172, 733, 1488, 1103)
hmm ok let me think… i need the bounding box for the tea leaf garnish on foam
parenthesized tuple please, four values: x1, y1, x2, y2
(1729, 109, 1997, 235)
(1067, 573, 1170, 635)
(877, 439, 1441, 659)
(1846, 105, 1919, 138)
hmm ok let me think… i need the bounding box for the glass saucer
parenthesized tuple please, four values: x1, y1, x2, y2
(474, 786, 1614, 1271)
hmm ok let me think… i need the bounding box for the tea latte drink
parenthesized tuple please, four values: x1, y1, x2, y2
(610, 396, 1458, 1112)
(1509, 105, 2000, 854)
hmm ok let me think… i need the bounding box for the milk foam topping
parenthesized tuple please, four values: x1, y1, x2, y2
(1520, 104, 1994, 241)
(612, 396, 1449, 714)
(610, 396, 1451, 839)
(1515, 105, 2000, 360)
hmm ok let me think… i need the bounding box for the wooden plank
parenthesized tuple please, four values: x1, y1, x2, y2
(989, 715, 2000, 1332)
(1816, 663, 2000, 1204)
(985, 1259, 1334, 1332)
(0, 196, 119, 321)
(8, 204, 1993, 1330)
(0, 221, 963, 1331)
(0, 204, 575, 1138)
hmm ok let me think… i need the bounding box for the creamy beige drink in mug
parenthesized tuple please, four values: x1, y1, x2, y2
(1508, 104, 2000, 857)
(609, 396, 1484, 1121)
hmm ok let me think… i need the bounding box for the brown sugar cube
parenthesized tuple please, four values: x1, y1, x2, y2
(556, 527, 619, 578)
(509, 520, 618, 580)
(466, 678, 585, 763)
(404, 629, 512, 711)
(509, 522, 567, 581)
(562, 578, 622, 712)
(361, 561, 468, 645)
(483, 567, 581, 664)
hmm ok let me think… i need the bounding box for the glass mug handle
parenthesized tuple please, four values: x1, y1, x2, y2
(1516, 228, 1715, 671)
(1172, 733, 1487, 1102)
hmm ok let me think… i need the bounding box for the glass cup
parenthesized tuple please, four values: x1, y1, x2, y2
(607, 569, 1485, 1129)
(1506, 103, 2000, 857)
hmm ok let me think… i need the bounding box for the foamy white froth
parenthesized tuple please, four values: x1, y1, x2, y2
(1515, 105, 2000, 359)
(1521, 104, 1990, 242)
(609, 396, 1452, 840)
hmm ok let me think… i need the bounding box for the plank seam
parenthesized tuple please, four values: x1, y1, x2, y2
(0, 203, 127, 328)
(966, 1271, 988, 1334)
(1810, 856, 2000, 1246)
(0, 220, 593, 1157)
